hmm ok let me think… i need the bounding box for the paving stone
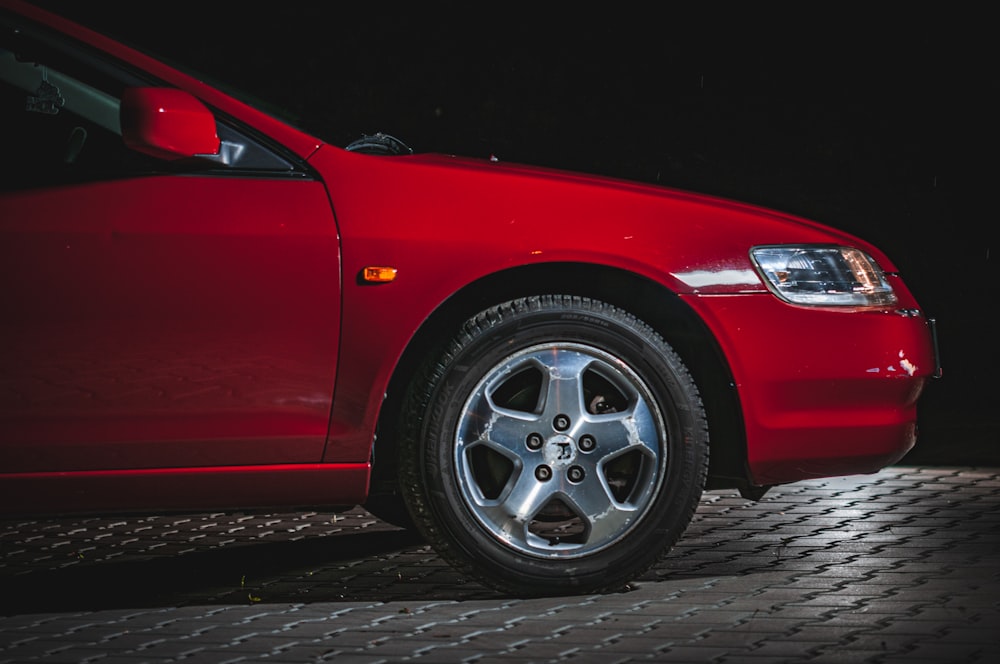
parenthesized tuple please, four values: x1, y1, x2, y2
(1, 466, 999, 662)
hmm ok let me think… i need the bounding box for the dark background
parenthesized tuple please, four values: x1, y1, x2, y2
(31, 2, 999, 463)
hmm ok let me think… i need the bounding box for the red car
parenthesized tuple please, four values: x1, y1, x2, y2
(0, 0, 939, 596)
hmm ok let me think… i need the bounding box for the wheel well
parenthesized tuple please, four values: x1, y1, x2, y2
(369, 263, 752, 498)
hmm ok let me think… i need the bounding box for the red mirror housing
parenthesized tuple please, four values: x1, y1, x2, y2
(120, 87, 221, 160)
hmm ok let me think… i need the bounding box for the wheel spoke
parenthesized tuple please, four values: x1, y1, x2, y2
(478, 469, 561, 543)
(585, 399, 661, 462)
(458, 402, 538, 458)
(536, 348, 591, 423)
(564, 474, 636, 543)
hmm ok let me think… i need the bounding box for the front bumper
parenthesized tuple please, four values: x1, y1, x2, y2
(686, 293, 940, 486)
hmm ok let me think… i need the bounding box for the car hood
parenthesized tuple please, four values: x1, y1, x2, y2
(323, 148, 893, 260)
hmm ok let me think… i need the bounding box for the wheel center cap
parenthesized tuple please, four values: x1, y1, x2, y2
(543, 434, 576, 467)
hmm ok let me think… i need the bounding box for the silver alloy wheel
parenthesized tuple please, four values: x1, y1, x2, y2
(454, 342, 665, 558)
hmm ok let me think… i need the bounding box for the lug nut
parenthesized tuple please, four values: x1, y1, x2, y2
(535, 465, 552, 481)
(553, 414, 571, 431)
(568, 466, 585, 482)
(579, 435, 596, 452)
(526, 433, 544, 450)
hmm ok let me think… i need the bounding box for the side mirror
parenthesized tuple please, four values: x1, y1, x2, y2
(119, 87, 221, 160)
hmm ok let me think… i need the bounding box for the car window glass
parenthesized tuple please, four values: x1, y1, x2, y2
(0, 35, 158, 189)
(0, 14, 295, 191)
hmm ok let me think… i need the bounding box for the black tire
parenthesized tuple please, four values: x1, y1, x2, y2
(398, 295, 709, 596)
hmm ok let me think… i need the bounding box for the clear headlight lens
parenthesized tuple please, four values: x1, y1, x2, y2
(750, 245, 898, 306)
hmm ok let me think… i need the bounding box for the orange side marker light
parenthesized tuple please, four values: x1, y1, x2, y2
(363, 266, 398, 283)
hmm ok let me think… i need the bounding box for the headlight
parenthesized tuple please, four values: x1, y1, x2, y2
(750, 245, 898, 306)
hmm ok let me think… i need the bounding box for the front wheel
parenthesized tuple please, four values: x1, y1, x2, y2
(398, 295, 709, 596)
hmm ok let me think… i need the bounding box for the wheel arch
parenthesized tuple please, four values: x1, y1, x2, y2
(368, 262, 752, 500)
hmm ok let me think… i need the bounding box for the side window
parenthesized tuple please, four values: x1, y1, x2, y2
(1, 16, 296, 192)
(0, 33, 165, 190)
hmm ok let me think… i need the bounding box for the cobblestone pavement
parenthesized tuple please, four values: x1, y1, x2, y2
(1, 465, 999, 663)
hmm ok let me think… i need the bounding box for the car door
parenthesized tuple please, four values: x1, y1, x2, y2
(0, 14, 341, 473)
